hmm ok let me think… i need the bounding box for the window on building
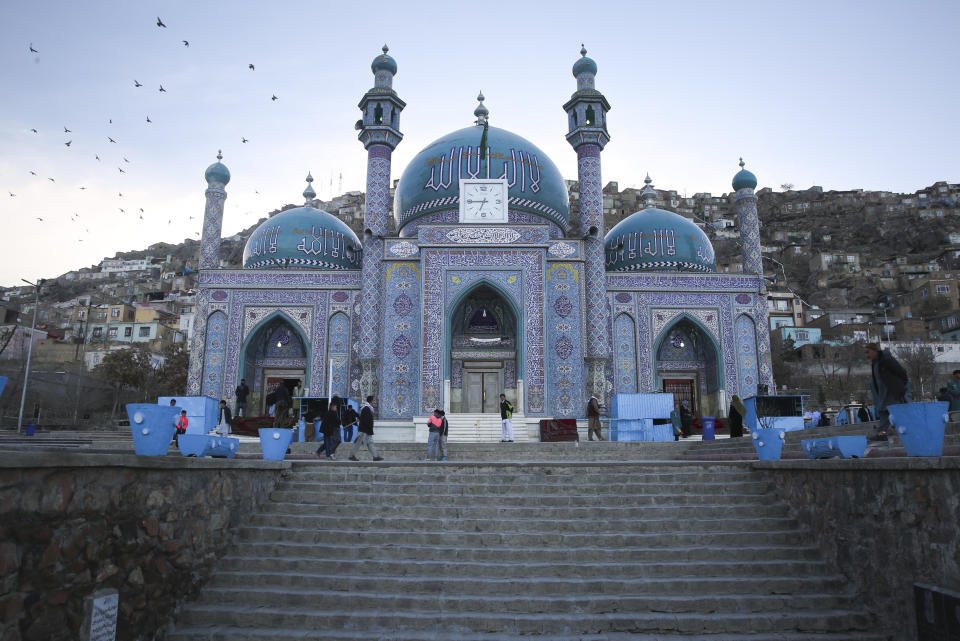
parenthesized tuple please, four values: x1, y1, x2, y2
(139, 327, 150, 337)
(107, 327, 117, 337)
(936, 285, 950, 295)
(796, 330, 809, 341)
(92, 327, 102, 337)
(777, 300, 789, 311)
(111, 308, 120, 318)
(847, 256, 856, 263)
(124, 327, 132, 337)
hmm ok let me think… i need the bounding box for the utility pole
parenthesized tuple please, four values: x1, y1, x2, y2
(17, 279, 44, 433)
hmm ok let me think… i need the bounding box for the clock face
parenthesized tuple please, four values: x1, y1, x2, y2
(459, 180, 508, 223)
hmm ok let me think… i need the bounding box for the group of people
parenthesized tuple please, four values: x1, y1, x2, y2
(314, 395, 382, 462)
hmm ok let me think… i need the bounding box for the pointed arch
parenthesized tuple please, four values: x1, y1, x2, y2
(444, 278, 523, 380)
(652, 312, 724, 389)
(238, 310, 312, 388)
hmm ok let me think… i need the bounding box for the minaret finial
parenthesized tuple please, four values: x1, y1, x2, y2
(217, 149, 222, 161)
(303, 171, 316, 204)
(580, 44, 587, 57)
(382, 44, 389, 54)
(739, 157, 745, 169)
(474, 91, 489, 125)
(641, 174, 657, 207)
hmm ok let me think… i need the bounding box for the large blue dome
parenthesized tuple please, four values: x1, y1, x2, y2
(243, 206, 361, 270)
(393, 125, 569, 235)
(605, 208, 716, 273)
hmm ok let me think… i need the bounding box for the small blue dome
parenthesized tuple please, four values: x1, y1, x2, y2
(732, 168, 757, 191)
(605, 208, 716, 273)
(243, 206, 362, 271)
(372, 45, 397, 75)
(572, 48, 597, 77)
(204, 152, 230, 186)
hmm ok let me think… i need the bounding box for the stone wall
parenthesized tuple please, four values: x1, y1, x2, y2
(0, 452, 289, 641)
(755, 457, 960, 641)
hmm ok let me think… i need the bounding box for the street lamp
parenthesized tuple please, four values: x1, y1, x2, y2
(17, 278, 44, 433)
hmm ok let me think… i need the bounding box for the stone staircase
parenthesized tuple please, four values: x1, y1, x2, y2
(168, 461, 885, 640)
(445, 413, 508, 441)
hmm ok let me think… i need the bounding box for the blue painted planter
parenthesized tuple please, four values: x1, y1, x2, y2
(178, 434, 240, 458)
(127, 404, 179, 456)
(751, 427, 786, 461)
(0, 375, 7, 397)
(802, 435, 868, 459)
(259, 428, 294, 461)
(887, 401, 949, 457)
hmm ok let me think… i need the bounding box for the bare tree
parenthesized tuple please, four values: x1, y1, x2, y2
(895, 344, 936, 399)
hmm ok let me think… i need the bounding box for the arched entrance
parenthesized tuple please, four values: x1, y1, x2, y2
(448, 284, 519, 413)
(240, 314, 309, 415)
(654, 317, 723, 418)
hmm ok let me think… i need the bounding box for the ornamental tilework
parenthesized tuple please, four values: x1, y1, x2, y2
(243, 307, 312, 343)
(607, 273, 762, 293)
(735, 314, 760, 398)
(735, 190, 762, 276)
(328, 313, 351, 398)
(422, 249, 545, 415)
(402, 211, 564, 239)
(199, 271, 361, 289)
(651, 309, 720, 346)
(546, 263, 584, 417)
(753, 294, 776, 392)
(578, 152, 610, 360)
(358, 236, 384, 361)
(418, 225, 551, 246)
(201, 311, 228, 398)
(382, 262, 422, 418)
(187, 288, 211, 395)
(200, 189, 226, 269)
(614, 314, 637, 394)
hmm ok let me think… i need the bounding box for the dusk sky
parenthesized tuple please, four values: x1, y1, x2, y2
(1, 0, 957, 287)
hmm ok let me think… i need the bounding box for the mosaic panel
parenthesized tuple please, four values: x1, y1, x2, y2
(735, 190, 762, 276)
(327, 312, 351, 397)
(418, 225, 550, 245)
(735, 314, 759, 398)
(187, 288, 211, 395)
(401, 210, 564, 239)
(614, 314, 638, 395)
(546, 263, 585, 417)
(199, 189, 226, 269)
(243, 307, 312, 343)
(422, 249, 545, 415)
(199, 271, 361, 289)
(652, 309, 720, 348)
(578, 151, 610, 360)
(607, 273, 763, 293)
(264, 324, 306, 358)
(201, 311, 227, 398)
(381, 262, 422, 418)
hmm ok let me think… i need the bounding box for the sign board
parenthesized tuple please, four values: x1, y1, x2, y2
(82, 590, 118, 641)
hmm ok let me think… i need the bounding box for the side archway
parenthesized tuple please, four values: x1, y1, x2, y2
(614, 313, 637, 394)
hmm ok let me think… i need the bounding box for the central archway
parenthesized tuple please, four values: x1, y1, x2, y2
(654, 316, 723, 418)
(447, 283, 519, 413)
(239, 313, 309, 416)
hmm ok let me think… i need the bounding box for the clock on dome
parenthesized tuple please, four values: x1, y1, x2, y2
(459, 179, 508, 224)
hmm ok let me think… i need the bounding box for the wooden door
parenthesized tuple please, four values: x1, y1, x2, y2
(482, 372, 500, 414)
(464, 370, 502, 413)
(663, 378, 696, 415)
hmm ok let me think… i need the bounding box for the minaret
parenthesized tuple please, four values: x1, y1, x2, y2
(357, 45, 405, 400)
(200, 150, 230, 269)
(640, 174, 657, 208)
(733, 159, 775, 393)
(563, 46, 611, 397)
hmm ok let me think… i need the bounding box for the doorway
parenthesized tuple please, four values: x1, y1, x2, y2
(662, 378, 697, 415)
(463, 368, 502, 413)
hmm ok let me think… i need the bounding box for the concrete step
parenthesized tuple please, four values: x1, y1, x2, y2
(256, 500, 792, 521)
(227, 541, 826, 564)
(174, 604, 872, 635)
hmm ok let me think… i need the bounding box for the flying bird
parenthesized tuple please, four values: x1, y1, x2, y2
(123, 157, 130, 163)
(8, 192, 14, 197)
(119, 208, 125, 213)
(63, 126, 71, 133)
(271, 94, 278, 101)
(108, 119, 112, 124)
(64, 140, 72, 147)
(107, 137, 116, 143)
(48, 177, 55, 182)
(35, 217, 43, 221)
(78, 186, 86, 190)
(168, 219, 171, 224)
(29, 170, 36, 175)
(241, 137, 248, 143)
(156, 17, 166, 27)
(139, 208, 144, 212)
(248, 63, 255, 70)
(146, 116, 152, 123)
(182, 40, 189, 47)
(118, 167, 125, 173)
(159, 85, 166, 93)
(118, 192, 123, 197)
(134, 79, 142, 87)
(139, 214, 143, 220)
(29, 44, 38, 53)
(188, 215, 194, 220)
(95, 155, 100, 161)
(30, 128, 38, 134)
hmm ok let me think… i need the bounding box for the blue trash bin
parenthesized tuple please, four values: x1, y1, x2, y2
(702, 417, 715, 440)
(25, 424, 36, 436)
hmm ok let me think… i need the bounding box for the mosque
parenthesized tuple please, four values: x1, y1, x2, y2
(185, 46, 775, 439)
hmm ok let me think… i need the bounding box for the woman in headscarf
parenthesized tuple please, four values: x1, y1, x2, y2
(728, 395, 746, 438)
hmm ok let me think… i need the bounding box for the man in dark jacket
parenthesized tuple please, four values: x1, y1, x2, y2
(273, 382, 292, 428)
(315, 400, 341, 459)
(234, 379, 250, 417)
(866, 343, 908, 442)
(348, 395, 383, 461)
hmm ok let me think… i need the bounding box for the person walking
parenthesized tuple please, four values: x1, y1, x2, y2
(341, 403, 358, 443)
(679, 401, 693, 438)
(670, 401, 682, 441)
(728, 394, 746, 438)
(866, 342, 909, 442)
(273, 382, 291, 428)
(348, 396, 383, 461)
(437, 409, 449, 461)
(586, 393, 603, 441)
(215, 400, 232, 437)
(426, 409, 443, 461)
(315, 400, 342, 459)
(499, 393, 514, 442)
(234, 379, 250, 418)
(947, 370, 960, 412)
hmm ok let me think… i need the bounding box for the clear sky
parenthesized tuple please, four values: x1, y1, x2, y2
(1, 0, 957, 287)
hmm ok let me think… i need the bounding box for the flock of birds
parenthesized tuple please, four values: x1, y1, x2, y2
(11, 16, 277, 249)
